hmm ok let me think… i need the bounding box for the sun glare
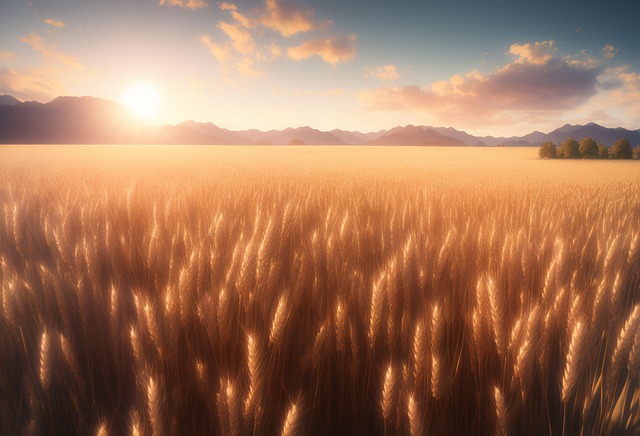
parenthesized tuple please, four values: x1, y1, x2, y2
(122, 83, 161, 121)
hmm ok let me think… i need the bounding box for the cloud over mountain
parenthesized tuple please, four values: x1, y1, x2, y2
(360, 40, 602, 130)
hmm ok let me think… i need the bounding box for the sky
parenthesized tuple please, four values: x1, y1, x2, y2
(0, 0, 639, 136)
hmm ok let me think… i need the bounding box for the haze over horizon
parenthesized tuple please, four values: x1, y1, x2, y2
(1, 0, 639, 137)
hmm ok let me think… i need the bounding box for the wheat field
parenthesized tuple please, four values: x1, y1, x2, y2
(1, 146, 639, 435)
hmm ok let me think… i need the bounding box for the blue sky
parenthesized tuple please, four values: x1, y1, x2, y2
(1, 0, 639, 135)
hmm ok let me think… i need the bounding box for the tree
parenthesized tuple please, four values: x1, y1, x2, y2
(560, 137, 580, 158)
(538, 141, 557, 159)
(578, 137, 598, 158)
(609, 138, 632, 159)
(598, 144, 609, 159)
(633, 145, 640, 159)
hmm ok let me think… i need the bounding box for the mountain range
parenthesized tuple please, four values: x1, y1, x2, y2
(1, 95, 639, 146)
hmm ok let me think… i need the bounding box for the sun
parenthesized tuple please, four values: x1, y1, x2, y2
(122, 83, 161, 121)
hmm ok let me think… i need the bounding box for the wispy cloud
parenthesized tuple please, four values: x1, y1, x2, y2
(19, 34, 84, 69)
(203, 0, 356, 74)
(0, 66, 66, 101)
(602, 44, 619, 59)
(219, 3, 255, 28)
(360, 41, 602, 130)
(200, 35, 233, 63)
(595, 66, 640, 117)
(236, 57, 264, 77)
(159, 0, 207, 10)
(218, 22, 254, 54)
(288, 35, 356, 65)
(260, 0, 325, 37)
(272, 87, 346, 97)
(0, 50, 14, 60)
(365, 65, 400, 81)
(43, 18, 65, 28)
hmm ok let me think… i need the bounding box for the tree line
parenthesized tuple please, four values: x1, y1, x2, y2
(539, 137, 640, 159)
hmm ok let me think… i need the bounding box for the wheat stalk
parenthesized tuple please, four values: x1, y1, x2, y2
(407, 392, 424, 436)
(270, 294, 287, 345)
(493, 386, 507, 435)
(562, 320, 586, 402)
(609, 305, 640, 388)
(147, 376, 163, 436)
(281, 398, 302, 436)
(39, 330, 50, 391)
(381, 363, 398, 422)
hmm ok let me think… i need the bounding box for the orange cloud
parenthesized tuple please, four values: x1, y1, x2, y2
(288, 35, 356, 65)
(360, 43, 602, 128)
(236, 57, 264, 77)
(601, 67, 640, 112)
(366, 65, 400, 81)
(159, 0, 207, 10)
(219, 2, 236, 10)
(0, 66, 66, 101)
(19, 34, 84, 69)
(261, 0, 323, 37)
(219, 2, 254, 27)
(218, 22, 254, 54)
(0, 50, 14, 60)
(271, 87, 347, 97)
(509, 40, 556, 65)
(200, 35, 233, 62)
(44, 18, 65, 28)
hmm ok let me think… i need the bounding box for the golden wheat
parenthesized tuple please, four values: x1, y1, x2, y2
(0, 146, 639, 435)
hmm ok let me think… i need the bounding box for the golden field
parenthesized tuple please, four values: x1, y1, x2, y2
(1, 146, 639, 435)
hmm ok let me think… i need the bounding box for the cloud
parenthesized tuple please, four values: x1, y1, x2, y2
(19, 34, 84, 69)
(219, 2, 254, 27)
(365, 65, 400, 81)
(359, 41, 601, 129)
(598, 66, 640, 112)
(201, 34, 266, 78)
(0, 50, 14, 60)
(159, 0, 207, 10)
(602, 44, 619, 59)
(268, 42, 282, 58)
(509, 40, 556, 65)
(236, 57, 264, 77)
(200, 35, 233, 62)
(204, 0, 355, 75)
(288, 35, 356, 65)
(218, 22, 254, 54)
(0, 66, 66, 101)
(271, 87, 346, 97)
(43, 18, 65, 28)
(261, 0, 324, 37)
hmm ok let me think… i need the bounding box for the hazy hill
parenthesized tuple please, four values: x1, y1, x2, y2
(0, 95, 638, 146)
(0, 96, 222, 144)
(368, 125, 465, 146)
(541, 123, 640, 146)
(0, 95, 21, 106)
(426, 126, 488, 146)
(239, 126, 346, 145)
(0, 96, 125, 143)
(329, 129, 371, 145)
(178, 120, 252, 145)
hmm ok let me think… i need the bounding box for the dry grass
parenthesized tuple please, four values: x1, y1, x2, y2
(0, 145, 639, 435)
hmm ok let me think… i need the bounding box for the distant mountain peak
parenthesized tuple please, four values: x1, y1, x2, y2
(0, 95, 638, 146)
(0, 95, 21, 106)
